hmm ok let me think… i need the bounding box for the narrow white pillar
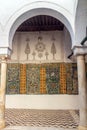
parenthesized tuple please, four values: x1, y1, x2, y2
(0, 57, 7, 129)
(77, 55, 87, 130)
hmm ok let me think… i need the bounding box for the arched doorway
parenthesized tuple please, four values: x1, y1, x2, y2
(0, 3, 79, 129)
(6, 6, 74, 49)
(5, 13, 79, 126)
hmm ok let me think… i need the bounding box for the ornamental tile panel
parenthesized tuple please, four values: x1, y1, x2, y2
(72, 63, 78, 94)
(40, 67, 47, 94)
(46, 64, 60, 94)
(60, 63, 66, 94)
(20, 64, 26, 94)
(26, 64, 40, 94)
(6, 64, 20, 94)
(66, 64, 73, 94)
(5, 63, 79, 95)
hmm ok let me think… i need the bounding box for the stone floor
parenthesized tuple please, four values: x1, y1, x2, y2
(4, 126, 78, 130)
(4, 109, 79, 130)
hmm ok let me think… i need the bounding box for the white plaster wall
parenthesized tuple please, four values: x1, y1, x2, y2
(0, 0, 78, 50)
(10, 31, 72, 63)
(6, 95, 79, 110)
(63, 27, 72, 62)
(0, 0, 77, 26)
(75, 0, 87, 45)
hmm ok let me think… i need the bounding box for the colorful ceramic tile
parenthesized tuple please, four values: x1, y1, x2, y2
(20, 64, 26, 94)
(46, 64, 60, 94)
(26, 64, 40, 94)
(6, 64, 20, 94)
(40, 67, 47, 94)
(5, 63, 79, 95)
(60, 63, 66, 94)
(72, 63, 78, 94)
(66, 63, 73, 94)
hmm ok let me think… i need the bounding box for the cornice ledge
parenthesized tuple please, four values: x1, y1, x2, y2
(72, 45, 87, 56)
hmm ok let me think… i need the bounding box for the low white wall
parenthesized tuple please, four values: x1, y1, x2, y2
(6, 95, 79, 110)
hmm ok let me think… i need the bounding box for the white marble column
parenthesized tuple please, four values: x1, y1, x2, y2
(77, 55, 87, 130)
(0, 57, 7, 129)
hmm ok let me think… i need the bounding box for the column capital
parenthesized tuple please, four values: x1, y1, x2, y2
(0, 55, 8, 63)
(72, 45, 87, 56)
(76, 55, 85, 61)
(0, 55, 7, 60)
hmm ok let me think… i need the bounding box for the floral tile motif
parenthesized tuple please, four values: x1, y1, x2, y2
(6, 64, 20, 94)
(46, 65, 60, 94)
(26, 65, 40, 94)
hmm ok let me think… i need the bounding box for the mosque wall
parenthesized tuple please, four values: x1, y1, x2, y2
(0, 30, 79, 109)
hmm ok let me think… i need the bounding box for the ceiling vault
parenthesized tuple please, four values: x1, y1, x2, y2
(17, 15, 64, 32)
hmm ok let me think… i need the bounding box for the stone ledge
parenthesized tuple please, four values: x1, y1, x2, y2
(3, 126, 78, 130)
(78, 126, 87, 130)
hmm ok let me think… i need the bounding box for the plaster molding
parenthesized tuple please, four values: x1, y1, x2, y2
(5, 1, 74, 28)
(0, 47, 12, 58)
(72, 45, 87, 56)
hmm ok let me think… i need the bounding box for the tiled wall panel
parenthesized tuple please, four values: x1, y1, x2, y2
(4, 63, 78, 94)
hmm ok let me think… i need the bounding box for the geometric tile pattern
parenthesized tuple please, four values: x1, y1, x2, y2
(59, 63, 66, 94)
(40, 67, 47, 94)
(5, 109, 79, 129)
(66, 64, 73, 94)
(20, 64, 26, 94)
(6, 63, 79, 95)
(66, 63, 78, 94)
(72, 64, 78, 94)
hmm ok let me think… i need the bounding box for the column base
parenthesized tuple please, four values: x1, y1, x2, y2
(0, 120, 5, 129)
(78, 126, 87, 130)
